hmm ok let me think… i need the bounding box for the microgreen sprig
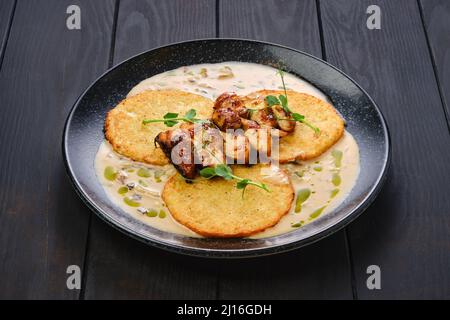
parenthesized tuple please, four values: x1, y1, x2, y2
(199, 164, 270, 198)
(142, 109, 204, 127)
(265, 70, 320, 134)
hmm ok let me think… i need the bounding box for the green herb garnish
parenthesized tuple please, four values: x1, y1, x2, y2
(265, 69, 320, 134)
(142, 109, 205, 127)
(199, 164, 270, 198)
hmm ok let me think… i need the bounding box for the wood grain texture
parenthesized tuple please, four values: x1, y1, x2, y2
(219, 0, 321, 55)
(419, 0, 450, 129)
(320, 0, 450, 299)
(217, 234, 353, 299)
(0, 0, 115, 299)
(0, 0, 15, 68)
(114, 0, 216, 61)
(218, 0, 353, 299)
(82, 0, 218, 299)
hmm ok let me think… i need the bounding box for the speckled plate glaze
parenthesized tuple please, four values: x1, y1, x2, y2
(63, 39, 390, 258)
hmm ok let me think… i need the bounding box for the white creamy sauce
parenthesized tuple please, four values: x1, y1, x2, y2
(95, 62, 360, 238)
(128, 62, 328, 101)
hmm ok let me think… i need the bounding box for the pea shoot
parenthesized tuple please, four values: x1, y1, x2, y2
(142, 109, 205, 127)
(199, 164, 270, 198)
(265, 70, 320, 134)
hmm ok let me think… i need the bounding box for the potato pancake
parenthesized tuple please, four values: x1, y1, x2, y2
(162, 165, 294, 237)
(105, 90, 213, 165)
(244, 90, 345, 162)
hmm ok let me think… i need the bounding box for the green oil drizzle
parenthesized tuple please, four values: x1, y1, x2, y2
(313, 166, 323, 172)
(159, 210, 167, 219)
(332, 173, 341, 186)
(137, 168, 151, 178)
(309, 206, 326, 220)
(154, 170, 165, 183)
(117, 186, 128, 195)
(146, 210, 158, 217)
(123, 197, 141, 207)
(330, 188, 340, 198)
(295, 188, 311, 213)
(291, 220, 305, 228)
(104, 166, 117, 181)
(139, 180, 148, 187)
(332, 150, 343, 168)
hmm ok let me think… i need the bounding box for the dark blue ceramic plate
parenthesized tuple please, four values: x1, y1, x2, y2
(63, 39, 390, 258)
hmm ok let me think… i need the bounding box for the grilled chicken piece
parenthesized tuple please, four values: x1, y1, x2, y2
(212, 92, 294, 134)
(212, 93, 249, 130)
(249, 107, 278, 129)
(155, 127, 197, 179)
(214, 92, 248, 117)
(241, 118, 260, 130)
(156, 122, 226, 178)
(211, 107, 242, 130)
(271, 105, 295, 133)
(242, 93, 296, 133)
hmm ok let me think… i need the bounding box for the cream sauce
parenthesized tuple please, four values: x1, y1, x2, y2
(95, 141, 199, 236)
(95, 62, 360, 238)
(128, 62, 328, 101)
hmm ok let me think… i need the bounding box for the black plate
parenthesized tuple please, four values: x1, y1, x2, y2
(63, 39, 390, 258)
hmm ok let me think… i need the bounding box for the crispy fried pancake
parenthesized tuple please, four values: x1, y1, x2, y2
(244, 90, 345, 162)
(105, 90, 213, 165)
(162, 165, 294, 237)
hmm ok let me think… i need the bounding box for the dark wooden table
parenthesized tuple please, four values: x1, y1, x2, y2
(1, 0, 449, 300)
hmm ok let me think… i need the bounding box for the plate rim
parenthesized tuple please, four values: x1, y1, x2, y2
(62, 37, 391, 258)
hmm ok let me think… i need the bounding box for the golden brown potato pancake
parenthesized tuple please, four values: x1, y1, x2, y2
(105, 90, 213, 165)
(244, 90, 345, 163)
(162, 165, 294, 237)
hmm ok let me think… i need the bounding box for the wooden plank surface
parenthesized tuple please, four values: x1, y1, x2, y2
(1, 0, 448, 299)
(419, 0, 450, 129)
(218, 0, 353, 299)
(320, 0, 450, 299)
(0, 0, 115, 299)
(82, 0, 219, 299)
(0, 0, 15, 68)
